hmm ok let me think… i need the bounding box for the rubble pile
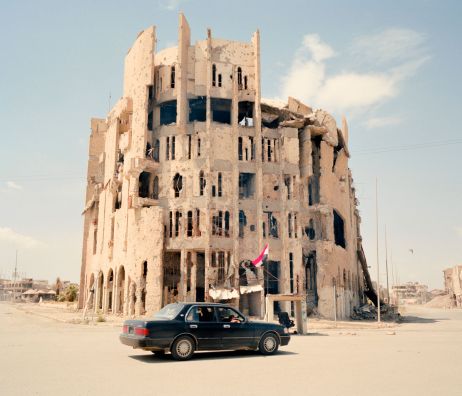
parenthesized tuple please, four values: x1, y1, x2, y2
(351, 303, 401, 322)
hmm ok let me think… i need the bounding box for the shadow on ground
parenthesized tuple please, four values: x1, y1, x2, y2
(130, 349, 297, 363)
(400, 315, 446, 324)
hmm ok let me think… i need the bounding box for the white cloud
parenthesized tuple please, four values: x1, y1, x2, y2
(159, 0, 184, 11)
(0, 227, 44, 249)
(6, 181, 23, 190)
(280, 29, 428, 116)
(363, 116, 403, 129)
(350, 28, 426, 65)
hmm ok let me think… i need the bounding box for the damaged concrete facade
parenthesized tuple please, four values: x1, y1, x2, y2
(79, 15, 373, 320)
(443, 265, 462, 307)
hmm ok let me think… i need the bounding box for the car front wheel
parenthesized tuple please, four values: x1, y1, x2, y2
(259, 333, 279, 355)
(171, 336, 195, 361)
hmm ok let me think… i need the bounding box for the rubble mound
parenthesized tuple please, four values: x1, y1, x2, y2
(425, 294, 453, 309)
(351, 303, 401, 322)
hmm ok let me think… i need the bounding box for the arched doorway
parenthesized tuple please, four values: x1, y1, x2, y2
(117, 266, 125, 314)
(97, 272, 104, 310)
(107, 268, 114, 312)
(88, 273, 95, 309)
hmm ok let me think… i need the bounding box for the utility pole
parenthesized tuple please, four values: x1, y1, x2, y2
(385, 225, 390, 304)
(376, 179, 381, 323)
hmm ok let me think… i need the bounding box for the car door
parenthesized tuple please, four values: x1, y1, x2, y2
(184, 305, 222, 350)
(215, 306, 255, 350)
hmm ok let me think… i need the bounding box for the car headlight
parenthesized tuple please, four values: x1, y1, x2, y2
(283, 327, 289, 334)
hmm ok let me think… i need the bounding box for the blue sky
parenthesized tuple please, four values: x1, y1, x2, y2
(0, 0, 461, 289)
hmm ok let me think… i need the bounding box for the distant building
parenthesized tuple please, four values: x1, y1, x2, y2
(443, 265, 462, 307)
(391, 282, 429, 305)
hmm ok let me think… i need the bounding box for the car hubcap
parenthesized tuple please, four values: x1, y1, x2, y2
(264, 337, 276, 352)
(177, 340, 192, 357)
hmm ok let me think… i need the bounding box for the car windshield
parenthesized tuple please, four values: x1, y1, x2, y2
(153, 303, 184, 320)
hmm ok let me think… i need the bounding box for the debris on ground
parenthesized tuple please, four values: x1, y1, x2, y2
(425, 294, 454, 309)
(351, 303, 401, 322)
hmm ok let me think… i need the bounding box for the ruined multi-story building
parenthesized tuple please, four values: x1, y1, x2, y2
(79, 14, 375, 320)
(443, 265, 462, 307)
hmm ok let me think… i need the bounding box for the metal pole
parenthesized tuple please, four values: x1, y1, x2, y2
(385, 225, 390, 304)
(376, 179, 381, 323)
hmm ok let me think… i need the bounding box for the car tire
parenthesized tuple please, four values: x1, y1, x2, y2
(171, 336, 195, 361)
(258, 333, 279, 355)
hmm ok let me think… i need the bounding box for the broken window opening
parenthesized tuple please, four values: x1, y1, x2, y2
(169, 211, 173, 238)
(187, 210, 193, 237)
(304, 252, 318, 306)
(261, 138, 265, 162)
(152, 176, 159, 199)
(189, 97, 206, 122)
(239, 172, 256, 199)
(294, 213, 298, 238)
(153, 139, 160, 162)
(333, 209, 346, 248)
(267, 139, 272, 162)
(309, 137, 321, 205)
(264, 211, 279, 238)
(146, 142, 152, 159)
(211, 98, 231, 124)
(159, 100, 177, 125)
(288, 213, 293, 238)
(186, 252, 192, 292)
(239, 210, 247, 238)
(173, 173, 183, 198)
(244, 75, 248, 90)
(143, 261, 148, 278)
(218, 74, 222, 87)
(170, 66, 175, 89)
(212, 211, 223, 236)
(238, 101, 254, 127)
(195, 208, 201, 236)
(284, 175, 292, 200)
(238, 137, 243, 160)
(188, 135, 192, 160)
(237, 67, 243, 89)
(166, 137, 170, 160)
(175, 211, 182, 237)
(171, 136, 176, 160)
(147, 111, 153, 131)
(224, 211, 230, 237)
(218, 172, 222, 197)
(212, 185, 216, 197)
(305, 218, 316, 240)
(197, 138, 201, 157)
(289, 253, 294, 294)
(212, 64, 217, 87)
(199, 171, 206, 196)
(217, 252, 226, 284)
(138, 171, 150, 198)
(250, 137, 255, 160)
(262, 221, 266, 238)
(148, 84, 154, 100)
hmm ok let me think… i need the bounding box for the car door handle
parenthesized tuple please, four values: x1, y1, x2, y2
(189, 324, 198, 329)
(223, 324, 230, 329)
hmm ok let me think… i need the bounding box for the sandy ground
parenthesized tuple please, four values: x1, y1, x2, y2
(0, 302, 461, 396)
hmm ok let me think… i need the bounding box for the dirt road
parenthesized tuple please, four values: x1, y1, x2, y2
(0, 302, 460, 395)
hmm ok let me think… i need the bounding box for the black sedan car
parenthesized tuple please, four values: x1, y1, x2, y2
(120, 302, 290, 360)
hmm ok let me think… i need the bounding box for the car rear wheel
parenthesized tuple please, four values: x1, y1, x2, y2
(171, 336, 195, 361)
(259, 333, 279, 355)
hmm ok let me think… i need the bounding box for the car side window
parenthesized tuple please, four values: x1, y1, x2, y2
(186, 306, 217, 322)
(216, 307, 245, 323)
